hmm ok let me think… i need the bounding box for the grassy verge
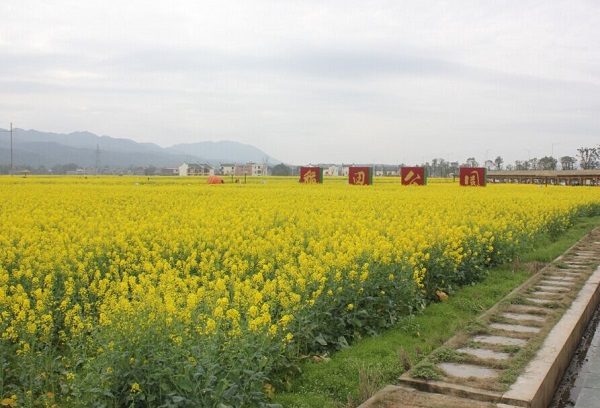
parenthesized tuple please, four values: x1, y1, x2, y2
(273, 215, 600, 408)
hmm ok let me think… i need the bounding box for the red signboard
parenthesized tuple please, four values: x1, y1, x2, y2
(459, 167, 487, 186)
(401, 167, 427, 186)
(348, 167, 373, 185)
(299, 167, 323, 184)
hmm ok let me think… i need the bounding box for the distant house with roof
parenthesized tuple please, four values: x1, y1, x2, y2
(128, 167, 147, 176)
(375, 165, 400, 177)
(66, 168, 86, 176)
(179, 162, 215, 177)
(220, 163, 268, 176)
(248, 163, 268, 176)
(161, 166, 180, 176)
(220, 163, 236, 175)
(340, 165, 351, 177)
(323, 165, 341, 176)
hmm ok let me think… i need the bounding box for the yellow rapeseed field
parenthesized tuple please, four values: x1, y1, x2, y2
(1, 176, 599, 406)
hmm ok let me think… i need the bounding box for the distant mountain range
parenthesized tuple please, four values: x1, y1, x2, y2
(0, 129, 281, 168)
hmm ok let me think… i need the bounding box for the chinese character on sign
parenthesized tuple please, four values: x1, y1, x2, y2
(401, 167, 427, 186)
(348, 167, 372, 185)
(353, 171, 365, 185)
(468, 171, 479, 186)
(459, 167, 487, 187)
(302, 170, 317, 183)
(299, 167, 323, 184)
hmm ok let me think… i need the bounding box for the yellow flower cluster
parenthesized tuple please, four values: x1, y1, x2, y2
(1, 176, 599, 402)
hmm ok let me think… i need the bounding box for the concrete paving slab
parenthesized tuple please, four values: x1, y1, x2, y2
(557, 271, 586, 276)
(526, 298, 554, 304)
(536, 285, 571, 292)
(502, 312, 546, 322)
(530, 291, 563, 297)
(563, 262, 591, 267)
(582, 372, 600, 389)
(508, 305, 548, 315)
(588, 356, 600, 374)
(439, 363, 499, 379)
(490, 323, 541, 333)
(544, 274, 578, 279)
(575, 387, 600, 407)
(472, 335, 527, 347)
(539, 280, 575, 287)
(457, 347, 510, 360)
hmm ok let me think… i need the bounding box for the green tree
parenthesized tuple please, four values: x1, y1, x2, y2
(528, 158, 539, 170)
(577, 147, 599, 170)
(538, 156, 558, 170)
(494, 156, 504, 170)
(271, 163, 291, 176)
(464, 157, 479, 167)
(51, 163, 79, 174)
(560, 156, 576, 170)
(514, 160, 529, 170)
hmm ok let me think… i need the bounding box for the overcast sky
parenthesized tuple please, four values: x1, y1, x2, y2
(1, 1, 599, 165)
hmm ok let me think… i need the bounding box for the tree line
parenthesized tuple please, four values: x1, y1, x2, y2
(3, 146, 600, 177)
(422, 147, 600, 177)
(270, 146, 600, 178)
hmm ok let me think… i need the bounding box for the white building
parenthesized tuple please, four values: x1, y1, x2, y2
(250, 163, 268, 176)
(178, 162, 215, 176)
(220, 164, 236, 175)
(222, 163, 268, 176)
(323, 165, 341, 176)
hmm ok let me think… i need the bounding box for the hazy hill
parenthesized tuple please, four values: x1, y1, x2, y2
(167, 141, 278, 165)
(0, 129, 280, 168)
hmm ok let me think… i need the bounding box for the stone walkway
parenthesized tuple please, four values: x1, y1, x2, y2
(360, 228, 600, 408)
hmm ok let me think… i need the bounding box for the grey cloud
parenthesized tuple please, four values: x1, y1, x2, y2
(104, 45, 462, 79)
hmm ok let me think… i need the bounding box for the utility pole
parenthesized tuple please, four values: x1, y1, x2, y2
(95, 144, 101, 175)
(0, 123, 14, 175)
(10, 122, 13, 174)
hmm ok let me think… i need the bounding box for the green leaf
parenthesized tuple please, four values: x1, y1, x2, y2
(315, 334, 328, 346)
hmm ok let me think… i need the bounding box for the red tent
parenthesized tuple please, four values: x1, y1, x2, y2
(207, 176, 224, 184)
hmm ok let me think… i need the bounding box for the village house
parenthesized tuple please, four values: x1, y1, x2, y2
(66, 168, 86, 176)
(161, 166, 180, 176)
(323, 165, 341, 176)
(374, 165, 400, 177)
(221, 163, 268, 176)
(178, 162, 215, 177)
(220, 164, 236, 175)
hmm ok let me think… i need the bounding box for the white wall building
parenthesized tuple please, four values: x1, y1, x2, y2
(178, 162, 215, 176)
